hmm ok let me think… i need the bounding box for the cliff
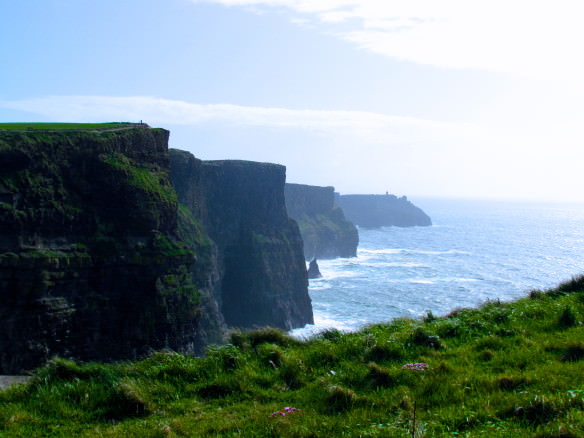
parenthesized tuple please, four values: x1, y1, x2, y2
(0, 127, 211, 373)
(170, 151, 313, 330)
(0, 127, 313, 373)
(336, 194, 432, 228)
(285, 183, 358, 259)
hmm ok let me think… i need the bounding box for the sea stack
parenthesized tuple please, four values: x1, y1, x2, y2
(307, 259, 322, 279)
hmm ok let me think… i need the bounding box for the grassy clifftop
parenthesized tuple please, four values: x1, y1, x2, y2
(1, 277, 583, 437)
(0, 122, 142, 131)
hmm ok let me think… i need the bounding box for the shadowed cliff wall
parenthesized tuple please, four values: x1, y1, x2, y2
(285, 183, 358, 260)
(0, 128, 209, 373)
(170, 151, 313, 330)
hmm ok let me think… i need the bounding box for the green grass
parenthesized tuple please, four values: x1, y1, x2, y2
(0, 122, 142, 131)
(1, 276, 583, 437)
(101, 152, 178, 206)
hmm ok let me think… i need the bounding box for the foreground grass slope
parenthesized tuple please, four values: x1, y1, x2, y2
(1, 277, 583, 437)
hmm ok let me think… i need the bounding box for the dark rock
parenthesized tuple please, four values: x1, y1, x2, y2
(170, 151, 313, 331)
(0, 128, 314, 373)
(0, 128, 206, 373)
(285, 183, 358, 259)
(307, 259, 322, 279)
(336, 194, 431, 228)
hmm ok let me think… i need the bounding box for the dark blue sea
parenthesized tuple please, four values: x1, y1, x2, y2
(292, 199, 584, 337)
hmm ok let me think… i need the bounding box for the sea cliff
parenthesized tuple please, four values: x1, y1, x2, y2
(170, 151, 313, 331)
(0, 127, 205, 373)
(0, 127, 312, 373)
(336, 193, 432, 228)
(285, 183, 358, 259)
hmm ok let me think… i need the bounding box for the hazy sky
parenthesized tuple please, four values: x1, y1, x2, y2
(2, 0, 584, 201)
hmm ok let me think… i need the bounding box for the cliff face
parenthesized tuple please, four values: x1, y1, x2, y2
(336, 194, 432, 228)
(0, 128, 313, 373)
(170, 151, 313, 330)
(0, 128, 209, 373)
(285, 183, 358, 260)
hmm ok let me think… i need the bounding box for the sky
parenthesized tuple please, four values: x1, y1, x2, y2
(2, 0, 584, 201)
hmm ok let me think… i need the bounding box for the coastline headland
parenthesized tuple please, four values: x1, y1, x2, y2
(0, 124, 312, 373)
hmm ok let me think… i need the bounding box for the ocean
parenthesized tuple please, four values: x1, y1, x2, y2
(292, 198, 584, 337)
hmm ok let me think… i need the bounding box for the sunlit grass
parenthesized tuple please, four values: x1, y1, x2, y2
(1, 276, 583, 437)
(0, 122, 141, 131)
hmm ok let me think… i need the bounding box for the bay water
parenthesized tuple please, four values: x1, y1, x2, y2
(292, 198, 584, 337)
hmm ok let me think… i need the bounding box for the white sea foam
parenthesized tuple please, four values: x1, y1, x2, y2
(359, 262, 429, 268)
(289, 311, 362, 339)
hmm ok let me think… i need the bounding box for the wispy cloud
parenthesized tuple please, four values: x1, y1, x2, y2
(2, 94, 583, 200)
(0, 95, 473, 141)
(189, 0, 584, 80)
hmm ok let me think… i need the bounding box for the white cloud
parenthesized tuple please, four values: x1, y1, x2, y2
(3, 95, 583, 200)
(0, 95, 472, 141)
(189, 0, 584, 80)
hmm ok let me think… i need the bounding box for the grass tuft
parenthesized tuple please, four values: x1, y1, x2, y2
(247, 327, 300, 348)
(324, 385, 359, 413)
(561, 342, 584, 362)
(558, 305, 578, 328)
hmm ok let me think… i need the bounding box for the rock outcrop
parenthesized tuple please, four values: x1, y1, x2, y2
(307, 259, 322, 279)
(0, 127, 313, 373)
(170, 151, 313, 330)
(0, 127, 208, 373)
(285, 183, 358, 259)
(336, 194, 431, 228)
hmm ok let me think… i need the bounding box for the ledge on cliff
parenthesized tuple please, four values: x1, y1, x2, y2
(285, 183, 358, 260)
(336, 193, 432, 228)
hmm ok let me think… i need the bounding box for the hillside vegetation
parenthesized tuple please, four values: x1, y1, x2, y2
(0, 123, 140, 131)
(1, 277, 583, 437)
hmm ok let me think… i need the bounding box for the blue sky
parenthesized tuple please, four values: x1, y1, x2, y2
(2, 0, 584, 201)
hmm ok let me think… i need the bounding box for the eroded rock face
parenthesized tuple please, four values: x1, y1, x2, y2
(285, 183, 358, 260)
(336, 194, 432, 228)
(0, 129, 314, 373)
(0, 128, 206, 373)
(170, 151, 313, 330)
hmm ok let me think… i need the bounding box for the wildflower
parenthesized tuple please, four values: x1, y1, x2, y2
(271, 406, 301, 417)
(402, 362, 430, 371)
